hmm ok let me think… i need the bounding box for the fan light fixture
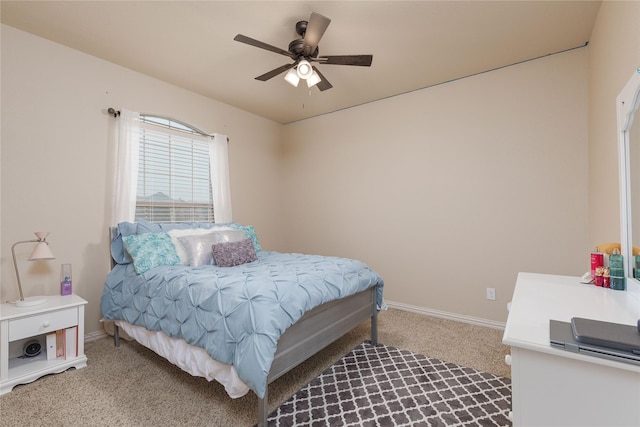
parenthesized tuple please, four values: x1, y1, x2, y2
(284, 68, 300, 87)
(284, 60, 321, 88)
(306, 70, 321, 88)
(296, 60, 313, 79)
(12, 231, 55, 307)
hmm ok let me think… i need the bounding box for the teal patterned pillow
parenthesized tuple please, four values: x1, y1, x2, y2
(123, 232, 181, 274)
(228, 224, 262, 251)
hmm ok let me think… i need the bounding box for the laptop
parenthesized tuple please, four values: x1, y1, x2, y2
(549, 320, 640, 366)
(571, 317, 640, 354)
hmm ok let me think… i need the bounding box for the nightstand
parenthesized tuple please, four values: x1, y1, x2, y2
(0, 294, 88, 395)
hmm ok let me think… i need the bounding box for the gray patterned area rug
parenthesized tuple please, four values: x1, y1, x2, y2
(266, 341, 512, 426)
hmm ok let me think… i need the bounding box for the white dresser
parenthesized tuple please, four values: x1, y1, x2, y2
(503, 272, 640, 426)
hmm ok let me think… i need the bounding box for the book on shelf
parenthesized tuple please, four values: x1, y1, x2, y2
(56, 329, 64, 358)
(46, 332, 57, 360)
(64, 326, 77, 359)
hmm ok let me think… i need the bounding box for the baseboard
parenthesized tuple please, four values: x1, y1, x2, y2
(84, 329, 109, 343)
(385, 300, 506, 330)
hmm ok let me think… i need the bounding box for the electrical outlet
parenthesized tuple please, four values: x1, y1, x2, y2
(486, 287, 496, 301)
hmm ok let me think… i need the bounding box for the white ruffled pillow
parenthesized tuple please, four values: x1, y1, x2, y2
(168, 227, 233, 264)
(176, 230, 246, 266)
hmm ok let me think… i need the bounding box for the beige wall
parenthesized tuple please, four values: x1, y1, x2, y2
(2, 2, 639, 334)
(281, 49, 590, 323)
(0, 25, 284, 335)
(588, 0, 640, 247)
(277, 1, 640, 324)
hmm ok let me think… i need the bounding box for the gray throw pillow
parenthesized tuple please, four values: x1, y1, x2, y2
(211, 238, 258, 267)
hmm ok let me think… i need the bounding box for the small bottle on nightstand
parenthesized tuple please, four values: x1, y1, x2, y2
(60, 263, 72, 296)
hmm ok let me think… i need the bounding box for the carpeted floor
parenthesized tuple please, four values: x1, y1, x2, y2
(0, 308, 510, 427)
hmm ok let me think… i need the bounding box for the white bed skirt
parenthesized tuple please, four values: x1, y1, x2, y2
(115, 320, 250, 399)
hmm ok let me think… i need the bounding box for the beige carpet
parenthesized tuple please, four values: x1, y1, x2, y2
(0, 308, 510, 427)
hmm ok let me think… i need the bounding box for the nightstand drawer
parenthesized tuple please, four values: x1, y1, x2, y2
(8, 308, 77, 341)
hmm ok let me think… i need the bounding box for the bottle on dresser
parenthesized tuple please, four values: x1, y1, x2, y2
(609, 248, 625, 291)
(590, 247, 604, 283)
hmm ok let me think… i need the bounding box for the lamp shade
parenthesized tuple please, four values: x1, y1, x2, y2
(12, 231, 55, 307)
(29, 242, 55, 260)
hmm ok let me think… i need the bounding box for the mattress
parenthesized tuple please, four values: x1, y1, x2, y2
(115, 320, 250, 398)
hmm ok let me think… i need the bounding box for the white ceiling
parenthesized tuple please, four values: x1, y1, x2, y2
(1, 1, 601, 124)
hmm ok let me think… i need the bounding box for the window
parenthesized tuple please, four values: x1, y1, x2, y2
(135, 116, 215, 223)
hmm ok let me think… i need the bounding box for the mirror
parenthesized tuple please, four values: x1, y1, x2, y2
(631, 106, 640, 267)
(617, 68, 640, 286)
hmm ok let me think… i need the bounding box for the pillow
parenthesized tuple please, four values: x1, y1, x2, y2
(210, 230, 247, 246)
(211, 238, 258, 267)
(110, 221, 139, 265)
(177, 230, 246, 267)
(123, 232, 181, 274)
(169, 227, 233, 264)
(228, 224, 262, 252)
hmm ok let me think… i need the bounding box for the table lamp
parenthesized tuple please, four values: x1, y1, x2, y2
(11, 231, 55, 307)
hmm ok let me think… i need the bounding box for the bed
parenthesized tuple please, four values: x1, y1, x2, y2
(100, 220, 384, 426)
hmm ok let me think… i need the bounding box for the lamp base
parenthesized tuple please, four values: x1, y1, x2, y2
(15, 296, 47, 307)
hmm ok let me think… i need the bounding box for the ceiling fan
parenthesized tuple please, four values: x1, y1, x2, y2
(233, 12, 373, 91)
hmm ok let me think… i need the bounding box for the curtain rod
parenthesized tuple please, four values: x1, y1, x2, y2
(106, 107, 229, 141)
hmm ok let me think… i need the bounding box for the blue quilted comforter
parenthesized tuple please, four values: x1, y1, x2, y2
(101, 251, 383, 398)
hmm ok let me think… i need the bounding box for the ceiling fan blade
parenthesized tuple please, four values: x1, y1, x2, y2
(312, 66, 333, 91)
(319, 55, 373, 67)
(302, 12, 331, 56)
(255, 63, 295, 81)
(234, 34, 295, 59)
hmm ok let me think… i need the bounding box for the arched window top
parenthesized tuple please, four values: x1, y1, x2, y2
(140, 114, 212, 138)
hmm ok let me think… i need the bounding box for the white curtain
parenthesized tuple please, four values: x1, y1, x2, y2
(210, 133, 232, 223)
(111, 109, 140, 224)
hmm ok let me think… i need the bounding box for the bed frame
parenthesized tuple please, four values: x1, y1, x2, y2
(108, 228, 378, 426)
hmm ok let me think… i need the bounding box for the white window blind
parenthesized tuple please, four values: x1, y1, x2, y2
(135, 116, 215, 223)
